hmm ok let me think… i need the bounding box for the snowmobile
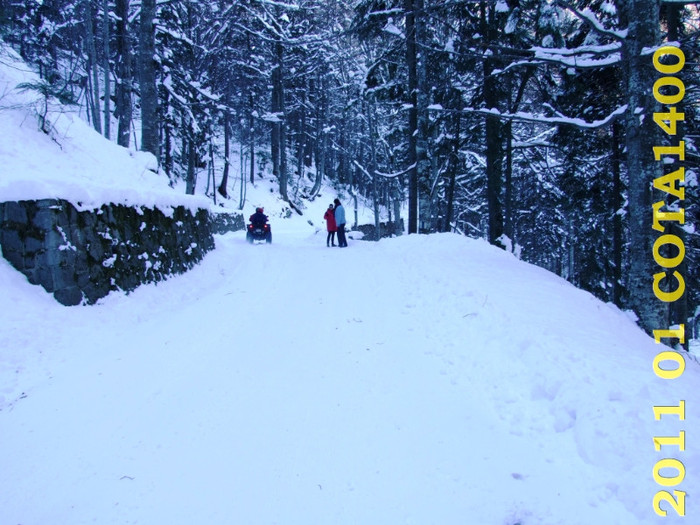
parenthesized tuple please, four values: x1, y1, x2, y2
(246, 222, 272, 244)
(246, 208, 272, 244)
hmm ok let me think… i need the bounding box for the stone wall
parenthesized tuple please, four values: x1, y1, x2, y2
(0, 199, 242, 306)
(210, 209, 245, 235)
(352, 219, 404, 241)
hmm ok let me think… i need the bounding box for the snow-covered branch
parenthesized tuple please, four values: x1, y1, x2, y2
(376, 164, 416, 179)
(452, 105, 629, 130)
(260, 0, 301, 10)
(554, 0, 628, 40)
(352, 160, 416, 180)
(529, 42, 622, 69)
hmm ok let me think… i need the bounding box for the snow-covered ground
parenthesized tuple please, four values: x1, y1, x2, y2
(1, 42, 699, 525)
(2, 229, 698, 525)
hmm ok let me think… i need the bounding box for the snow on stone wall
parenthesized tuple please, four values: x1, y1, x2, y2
(0, 200, 242, 305)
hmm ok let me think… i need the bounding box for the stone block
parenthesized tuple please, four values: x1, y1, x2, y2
(32, 207, 56, 231)
(45, 229, 66, 251)
(24, 236, 44, 254)
(0, 229, 23, 254)
(35, 265, 55, 291)
(82, 280, 110, 304)
(2, 247, 25, 271)
(23, 254, 36, 271)
(69, 225, 86, 250)
(52, 263, 76, 292)
(54, 286, 83, 306)
(3, 201, 28, 225)
(86, 239, 107, 261)
(76, 269, 91, 289)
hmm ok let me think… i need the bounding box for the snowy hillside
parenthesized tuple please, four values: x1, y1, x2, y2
(0, 46, 214, 213)
(1, 42, 699, 525)
(0, 43, 379, 230)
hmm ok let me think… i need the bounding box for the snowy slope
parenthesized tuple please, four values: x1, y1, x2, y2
(0, 43, 378, 229)
(0, 44, 208, 212)
(1, 41, 699, 525)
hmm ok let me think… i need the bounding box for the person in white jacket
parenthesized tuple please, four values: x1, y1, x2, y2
(333, 199, 348, 247)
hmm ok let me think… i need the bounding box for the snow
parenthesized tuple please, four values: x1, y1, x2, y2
(473, 104, 628, 130)
(261, 111, 284, 123)
(531, 42, 622, 69)
(382, 18, 405, 39)
(0, 45, 209, 213)
(496, 0, 510, 13)
(1, 42, 699, 525)
(505, 12, 519, 35)
(577, 7, 627, 39)
(601, 1, 617, 15)
(3, 228, 698, 525)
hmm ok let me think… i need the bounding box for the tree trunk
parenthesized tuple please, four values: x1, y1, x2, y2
(415, 0, 430, 231)
(620, 0, 666, 334)
(612, 121, 623, 307)
(405, 0, 418, 234)
(367, 98, 381, 240)
(280, 110, 288, 201)
(664, 2, 688, 348)
(84, 0, 102, 134)
(102, 0, 111, 140)
(445, 92, 460, 233)
(162, 90, 172, 179)
(186, 138, 196, 195)
(240, 143, 247, 210)
(218, 111, 230, 198)
(485, 110, 503, 246)
(393, 180, 403, 236)
(249, 93, 256, 184)
(209, 141, 216, 205)
(139, 0, 159, 160)
(482, 2, 504, 247)
(504, 120, 513, 242)
(271, 93, 280, 184)
(338, 114, 348, 183)
(504, 69, 533, 245)
(310, 73, 325, 199)
(271, 41, 288, 201)
(296, 117, 304, 185)
(297, 84, 307, 180)
(115, 0, 132, 148)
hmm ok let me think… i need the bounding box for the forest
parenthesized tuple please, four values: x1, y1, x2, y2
(0, 0, 698, 342)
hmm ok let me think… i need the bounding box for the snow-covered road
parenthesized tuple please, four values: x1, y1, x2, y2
(1, 230, 698, 525)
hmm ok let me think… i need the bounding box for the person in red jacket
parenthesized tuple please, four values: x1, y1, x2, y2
(323, 203, 337, 247)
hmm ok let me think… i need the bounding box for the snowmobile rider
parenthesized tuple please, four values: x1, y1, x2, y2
(249, 207, 269, 227)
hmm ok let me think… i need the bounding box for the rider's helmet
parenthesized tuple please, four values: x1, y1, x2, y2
(256, 207, 264, 213)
